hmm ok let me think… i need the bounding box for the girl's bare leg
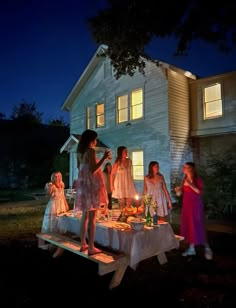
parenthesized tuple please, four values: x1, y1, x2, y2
(88, 210, 101, 255)
(80, 211, 89, 252)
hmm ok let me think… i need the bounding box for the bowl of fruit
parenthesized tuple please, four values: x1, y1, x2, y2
(128, 217, 146, 231)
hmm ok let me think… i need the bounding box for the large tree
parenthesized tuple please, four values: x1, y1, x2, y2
(88, 0, 236, 78)
(10, 101, 43, 124)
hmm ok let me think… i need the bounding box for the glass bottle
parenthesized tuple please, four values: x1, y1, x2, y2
(146, 205, 152, 227)
(153, 211, 158, 225)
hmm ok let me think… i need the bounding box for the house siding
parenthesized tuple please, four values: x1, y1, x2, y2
(168, 70, 192, 186)
(61, 45, 235, 203)
(190, 72, 236, 169)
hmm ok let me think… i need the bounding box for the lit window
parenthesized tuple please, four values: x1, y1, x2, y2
(204, 83, 222, 119)
(131, 88, 143, 120)
(86, 106, 92, 129)
(131, 150, 144, 181)
(96, 103, 105, 128)
(117, 95, 128, 123)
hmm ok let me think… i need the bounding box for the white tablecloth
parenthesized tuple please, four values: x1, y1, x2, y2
(58, 216, 179, 269)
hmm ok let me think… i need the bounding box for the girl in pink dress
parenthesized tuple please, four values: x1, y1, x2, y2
(74, 129, 110, 255)
(175, 162, 213, 260)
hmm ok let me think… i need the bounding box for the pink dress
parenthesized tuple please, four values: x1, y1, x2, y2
(74, 151, 108, 211)
(180, 177, 206, 245)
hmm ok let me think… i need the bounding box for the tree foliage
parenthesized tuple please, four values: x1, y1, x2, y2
(10, 101, 43, 124)
(48, 116, 69, 127)
(88, 0, 236, 78)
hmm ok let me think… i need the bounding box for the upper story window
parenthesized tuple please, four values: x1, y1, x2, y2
(96, 103, 105, 128)
(131, 88, 143, 120)
(117, 94, 128, 123)
(117, 88, 143, 124)
(203, 83, 222, 119)
(131, 150, 144, 181)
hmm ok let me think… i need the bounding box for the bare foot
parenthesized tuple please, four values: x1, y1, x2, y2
(88, 247, 102, 256)
(80, 244, 88, 252)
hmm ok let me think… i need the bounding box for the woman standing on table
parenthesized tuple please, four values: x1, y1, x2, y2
(74, 129, 110, 255)
(110, 146, 137, 210)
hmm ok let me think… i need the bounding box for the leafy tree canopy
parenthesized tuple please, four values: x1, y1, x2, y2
(48, 116, 69, 127)
(10, 101, 43, 124)
(88, 0, 236, 78)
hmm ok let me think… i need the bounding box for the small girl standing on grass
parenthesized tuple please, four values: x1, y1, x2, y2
(39, 171, 69, 258)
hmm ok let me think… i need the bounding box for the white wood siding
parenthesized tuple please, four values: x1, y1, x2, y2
(168, 70, 192, 186)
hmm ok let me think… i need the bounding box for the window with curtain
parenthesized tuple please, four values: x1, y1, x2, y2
(204, 83, 222, 119)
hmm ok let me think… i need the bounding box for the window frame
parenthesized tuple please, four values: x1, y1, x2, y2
(116, 88, 143, 124)
(130, 150, 144, 181)
(203, 83, 223, 120)
(96, 102, 105, 128)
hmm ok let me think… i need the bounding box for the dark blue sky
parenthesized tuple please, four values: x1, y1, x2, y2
(1, 0, 236, 123)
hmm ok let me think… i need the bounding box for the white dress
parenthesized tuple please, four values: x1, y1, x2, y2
(146, 180, 169, 217)
(41, 183, 68, 233)
(112, 159, 136, 199)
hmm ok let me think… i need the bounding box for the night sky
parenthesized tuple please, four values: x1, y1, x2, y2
(1, 0, 236, 123)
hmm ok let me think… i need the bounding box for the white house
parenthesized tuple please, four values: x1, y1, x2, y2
(61, 45, 236, 200)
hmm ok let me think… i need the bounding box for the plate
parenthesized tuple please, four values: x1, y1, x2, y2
(113, 222, 130, 230)
(158, 221, 168, 224)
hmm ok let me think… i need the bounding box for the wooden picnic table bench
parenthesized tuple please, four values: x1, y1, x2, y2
(36, 232, 129, 289)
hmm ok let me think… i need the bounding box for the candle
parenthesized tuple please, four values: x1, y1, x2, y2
(135, 194, 139, 215)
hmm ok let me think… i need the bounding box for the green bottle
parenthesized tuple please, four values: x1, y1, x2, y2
(146, 205, 152, 227)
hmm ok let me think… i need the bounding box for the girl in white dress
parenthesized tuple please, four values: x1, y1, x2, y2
(40, 171, 69, 257)
(110, 146, 137, 209)
(142, 161, 172, 221)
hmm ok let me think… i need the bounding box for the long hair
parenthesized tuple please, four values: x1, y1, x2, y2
(182, 161, 198, 184)
(147, 161, 159, 178)
(103, 162, 112, 174)
(115, 146, 127, 163)
(77, 129, 98, 154)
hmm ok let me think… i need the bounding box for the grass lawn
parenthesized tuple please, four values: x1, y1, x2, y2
(0, 197, 74, 241)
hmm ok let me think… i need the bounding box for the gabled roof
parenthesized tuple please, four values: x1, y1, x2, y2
(61, 44, 107, 112)
(61, 44, 197, 113)
(60, 133, 108, 153)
